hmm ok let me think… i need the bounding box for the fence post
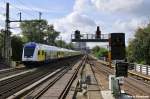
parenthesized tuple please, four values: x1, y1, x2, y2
(146, 65, 148, 75)
(86, 34, 88, 39)
(148, 66, 150, 75)
(134, 63, 136, 71)
(140, 65, 142, 73)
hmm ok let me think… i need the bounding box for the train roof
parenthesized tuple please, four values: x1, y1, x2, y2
(24, 42, 79, 52)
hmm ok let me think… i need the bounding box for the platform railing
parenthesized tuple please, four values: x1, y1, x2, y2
(135, 64, 150, 75)
(130, 63, 150, 75)
(71, 34, 109, 40)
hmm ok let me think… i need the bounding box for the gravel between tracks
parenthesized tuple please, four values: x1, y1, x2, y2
(89, 58, 150, 96)
(0, 55, 82, 99)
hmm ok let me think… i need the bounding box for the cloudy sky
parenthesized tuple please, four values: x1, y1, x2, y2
(0, 0, 150, 48)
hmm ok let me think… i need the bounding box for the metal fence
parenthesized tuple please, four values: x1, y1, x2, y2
(131, 63, 150, 75)
(71, 34, 108, 40)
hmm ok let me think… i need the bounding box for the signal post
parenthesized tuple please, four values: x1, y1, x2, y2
(71, 27, 128, 98)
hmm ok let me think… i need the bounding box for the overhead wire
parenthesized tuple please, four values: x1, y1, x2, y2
(9, 3, 35, 18)
(2, 0, 43, 20)
(16, 0, 39, 13)
(12, 0, 44, 19)
(1, 0, 45, 34)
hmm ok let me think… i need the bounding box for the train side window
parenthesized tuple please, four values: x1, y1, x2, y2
(38, 51, 40, 55)
(42, 50, 44, 55)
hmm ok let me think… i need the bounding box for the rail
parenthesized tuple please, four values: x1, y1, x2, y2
(89, 56, 150, 96)
(91, 56, 150, 82)
(15, 55, 87, 99)
(59, 55, 87, 99)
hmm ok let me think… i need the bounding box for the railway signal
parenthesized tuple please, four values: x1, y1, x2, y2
(109, 33, 126, 60)
(116, 62, 128, 77)
(128, 63, 135, 70)
(75, 30, 81, 39)
(95, 26, 101, 39)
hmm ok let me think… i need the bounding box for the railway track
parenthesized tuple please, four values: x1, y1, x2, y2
(18, 56, 86, 99)
(0, 68, 29, 79)
(0, 56, 82, 99)
(0, 66, 60, 98)
(88, 56, 150, 96)
(24, 67, 70, 99)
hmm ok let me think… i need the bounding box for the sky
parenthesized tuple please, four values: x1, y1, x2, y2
(0, 0, 150, 48)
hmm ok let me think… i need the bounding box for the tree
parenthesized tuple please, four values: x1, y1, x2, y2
(66, 42, 74, 49)
(55, 40, 67, 48)
(92, 46, 108, 58)
(11, 36, 24, 61)
(0, 29, 5, 59)
(45, 25, 60, 45)
(20, 20, 60, 45)
(20, 20, 47, 43)
(127, 24, 150, 65)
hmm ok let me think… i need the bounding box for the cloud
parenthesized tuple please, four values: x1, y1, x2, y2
(90, 0, 150, 18)
(73, 0, 94, 13)
(113, 18, 144, 32)
(91, 0, 143, 13)
(0, 14, 5, 29)
(0, 14, 5, 21)
(73, 0, 150, 17)
(51, 0, 149, 45)
(9, 4, 50, 13)
(52, 11, 96, 42)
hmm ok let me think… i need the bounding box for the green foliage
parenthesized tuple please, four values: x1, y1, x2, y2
(66, 42, 74, 49)
(127, 24, 150, 65)
(20, 20, 59, 45)
(0, 29, 4, 59)
(55, 40, 66, 48)
(45, 25, 60, 45)
(92, 46, 108, 58)
(11, 36, 24, 61)
(55, 40, 74, 49)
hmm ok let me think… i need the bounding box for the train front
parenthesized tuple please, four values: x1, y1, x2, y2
(22, 42, 37, 65)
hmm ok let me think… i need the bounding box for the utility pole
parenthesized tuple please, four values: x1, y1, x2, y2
(39, 12, 42, 43)
(19, 12, 22, 21)
(2, 2, 42, 65)
(3, 2, 11, 65)
(39, 12, 42, 20)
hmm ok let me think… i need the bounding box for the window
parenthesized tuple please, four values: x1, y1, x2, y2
(42, 50, 44, 55)
(24, 47, 35, 57)
(38, 51, 40, 55)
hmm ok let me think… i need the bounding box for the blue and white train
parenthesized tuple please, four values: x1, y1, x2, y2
(22, 42, 81, 66)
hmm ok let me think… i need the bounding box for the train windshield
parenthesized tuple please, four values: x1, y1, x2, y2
(24, 47, 35, 57)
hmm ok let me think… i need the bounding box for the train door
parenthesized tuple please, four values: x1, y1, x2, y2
(38, 50, 45, 61)
(38, 50, 42, 61)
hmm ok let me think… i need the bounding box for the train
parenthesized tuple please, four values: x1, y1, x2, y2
(22, 42, 81, 66)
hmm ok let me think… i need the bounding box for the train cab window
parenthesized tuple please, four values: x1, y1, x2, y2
(24, 46, 35, 57)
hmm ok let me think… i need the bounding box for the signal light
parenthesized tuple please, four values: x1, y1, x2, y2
(116, 62, 128, 77)
(109, 33, 125, 60)
(96, 26, 101, 39)
(75, 30, 81, 39)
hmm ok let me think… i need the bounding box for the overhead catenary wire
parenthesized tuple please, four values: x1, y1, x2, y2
(1, 0, 45, 21)
(16, 0, 40, 13)
(9, 4, 36, 18)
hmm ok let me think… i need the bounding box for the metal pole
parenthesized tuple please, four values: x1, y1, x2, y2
(39, 12, 42, 43)
(108, 36, 112, 68)
(19, 12, 22, 21)
(39, 12, 42, 20)
(4, 2, 11, 65)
